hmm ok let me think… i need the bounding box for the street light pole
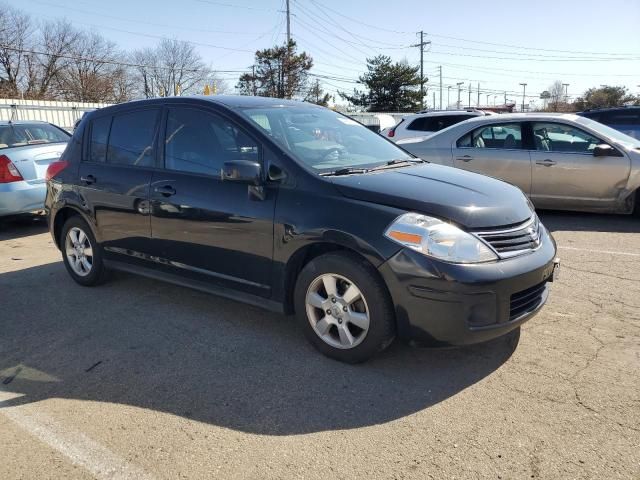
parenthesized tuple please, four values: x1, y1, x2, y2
(519, 83, 527, 112)
(456, 82, 463, 109)
(562, 83, 570, 103)
(447, 86, 451, 109)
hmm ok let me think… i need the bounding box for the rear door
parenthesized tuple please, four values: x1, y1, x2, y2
(529, 121, 630, 209)
(78, 107, 159, 259)
(451, 122, 532, 194)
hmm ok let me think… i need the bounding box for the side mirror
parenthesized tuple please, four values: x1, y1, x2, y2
(222, 160, 263, 185)
(593, 144, 621, 158)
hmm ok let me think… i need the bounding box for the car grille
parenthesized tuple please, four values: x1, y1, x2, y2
(473, 216, 541, 258)
(510, 281, 547, 320)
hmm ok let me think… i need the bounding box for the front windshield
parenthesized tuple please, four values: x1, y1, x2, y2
(575, 116, 640, 149)
(240, 105, 413, 172)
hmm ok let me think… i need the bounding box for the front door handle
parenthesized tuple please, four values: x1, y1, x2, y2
(456, 155, 473, 162)
(80, 174, 96, 185)
(536, 159, 557, 166)
(154, 185, 176, 197)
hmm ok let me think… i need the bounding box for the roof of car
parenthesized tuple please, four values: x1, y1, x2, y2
(459, 112, 583, 124)
(88, 95, 317, 115)
(0, 120, 50, 125)
(579, 105, 640, 113)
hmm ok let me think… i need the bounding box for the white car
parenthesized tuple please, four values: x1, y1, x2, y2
(381, 109, 492, 142)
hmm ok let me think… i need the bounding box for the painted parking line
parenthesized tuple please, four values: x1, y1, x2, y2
(558, 246, 640, 257)
(0, 391, 155, 480)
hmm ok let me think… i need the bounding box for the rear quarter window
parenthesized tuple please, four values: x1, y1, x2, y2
(89, 115, 112, 163)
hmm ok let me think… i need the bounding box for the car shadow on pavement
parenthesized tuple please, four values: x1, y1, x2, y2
(0, 214, 48, 241)
(0, 262, 518, 436)
(539, 210, 640, 234)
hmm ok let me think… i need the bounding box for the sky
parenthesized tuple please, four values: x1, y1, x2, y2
(12, 0, 640, 108)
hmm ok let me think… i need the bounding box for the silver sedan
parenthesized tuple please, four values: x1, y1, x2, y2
(398, 113, 640, 215)
(0, 121, 70, 216)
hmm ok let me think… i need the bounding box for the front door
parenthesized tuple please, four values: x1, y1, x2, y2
(529, 121, 631, 210)
(149, 105, 276, 297)
(452, 121, 531, 194)
(78, 107, 160, 259)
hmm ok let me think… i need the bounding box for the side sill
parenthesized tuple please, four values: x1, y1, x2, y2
(104, 259, 285, 314)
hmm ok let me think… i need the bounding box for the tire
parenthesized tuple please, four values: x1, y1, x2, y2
(633, 190, 640, 218)
(293, 251, 395, 363)
(60, 216, 108, 286)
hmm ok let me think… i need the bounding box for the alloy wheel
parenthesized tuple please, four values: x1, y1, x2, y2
(305, 273, 370, 349)
(65, 227, 93, 277)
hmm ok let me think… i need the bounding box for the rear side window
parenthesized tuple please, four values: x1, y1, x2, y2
(407, 115, 473, 132)
(89, 116, 111, 163)
(164, 107, 259, 176)
(457, 123, 523, 149)
(0, 124, 69, 149)
(106, 109, 159, 167)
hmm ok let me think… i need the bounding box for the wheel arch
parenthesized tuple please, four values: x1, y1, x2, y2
(52, 205, 96, 249)
(281, 238, 392, 315)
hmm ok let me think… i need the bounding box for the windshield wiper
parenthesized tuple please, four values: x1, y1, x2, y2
(319, 167, 369, 176)
(368, 158, 425, 172)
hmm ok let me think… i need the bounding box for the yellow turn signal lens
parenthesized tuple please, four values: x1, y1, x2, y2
(388, 231, 422, 245)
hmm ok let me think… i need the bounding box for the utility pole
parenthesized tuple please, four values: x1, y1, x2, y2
(504, 91, 507, 105)
(438, 66, 442, 110)
(433, 92, 436, 110)
(486, 94, 490, 105)
(519, 83, 527, 112)
(456, 82, 463, 109)
(468, 83, 471, 108)
(477, 82, 480, 107)
(286, 0, 291, 44)
(412, 31, 431, 110)
(562, 83, 570, 103)
(447, 86, 451, 109)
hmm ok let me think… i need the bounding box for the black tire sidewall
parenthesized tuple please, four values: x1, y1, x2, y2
(60, 216, 106, 286)
(294, 252, 395, 363)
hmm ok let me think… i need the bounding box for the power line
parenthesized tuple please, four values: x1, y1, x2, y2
(307, 0, 413, 34)
(29, 0, 272, 36)
(195, 0, 279, 11)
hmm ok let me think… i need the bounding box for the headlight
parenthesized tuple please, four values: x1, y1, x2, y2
(384, 213, 498, 264)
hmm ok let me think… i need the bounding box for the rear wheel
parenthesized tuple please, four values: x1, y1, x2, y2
(294, 252, 395, 363)
(61, 216, 107, 286)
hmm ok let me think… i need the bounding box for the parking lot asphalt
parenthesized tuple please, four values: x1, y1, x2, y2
(0, 212, 638, 480)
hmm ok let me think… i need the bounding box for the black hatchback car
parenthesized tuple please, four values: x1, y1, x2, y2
(45, 96, 559, 363)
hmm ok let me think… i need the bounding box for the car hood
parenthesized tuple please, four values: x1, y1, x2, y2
(329, 163, 532, 229)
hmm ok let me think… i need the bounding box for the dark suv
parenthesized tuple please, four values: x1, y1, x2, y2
(45, 96, 558, 363)
(578, 106, 640, 140)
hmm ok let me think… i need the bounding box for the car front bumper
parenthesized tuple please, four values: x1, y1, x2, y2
(378, 226, 559, 346)
(0, 180, 46, 217)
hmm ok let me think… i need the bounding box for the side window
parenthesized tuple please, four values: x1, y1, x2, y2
(106, 109, 159, 167)
(164, 108, 259, 176)
(532, 122, 600, 153)
(89, 116, 111, 163)
(457, 123, 522, 149)
(601, 112, 640, 126)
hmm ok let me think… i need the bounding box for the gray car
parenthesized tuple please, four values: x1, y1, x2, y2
(398, 113, 640, 215)
(0, 121, 70, 216)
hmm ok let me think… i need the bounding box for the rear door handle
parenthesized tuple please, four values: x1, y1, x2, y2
(154, 185, 176, 197)
(80, 174, 96, 184)
(536, 159, 557, 166)
(456, 155, 473, 162)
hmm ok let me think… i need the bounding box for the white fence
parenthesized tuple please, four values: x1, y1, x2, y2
(0, 99, 112, 131)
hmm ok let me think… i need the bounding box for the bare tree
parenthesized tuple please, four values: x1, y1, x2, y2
(133, 39, 208, 98)
(56, 31, 132, 102)
(0, 5, 32, 97)
(548, 80, 565, 112)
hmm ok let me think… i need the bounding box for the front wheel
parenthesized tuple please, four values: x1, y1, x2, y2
(294, 252, 396, 363)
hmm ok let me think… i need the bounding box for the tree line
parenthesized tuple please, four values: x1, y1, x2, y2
(1, 3, 637, 112)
